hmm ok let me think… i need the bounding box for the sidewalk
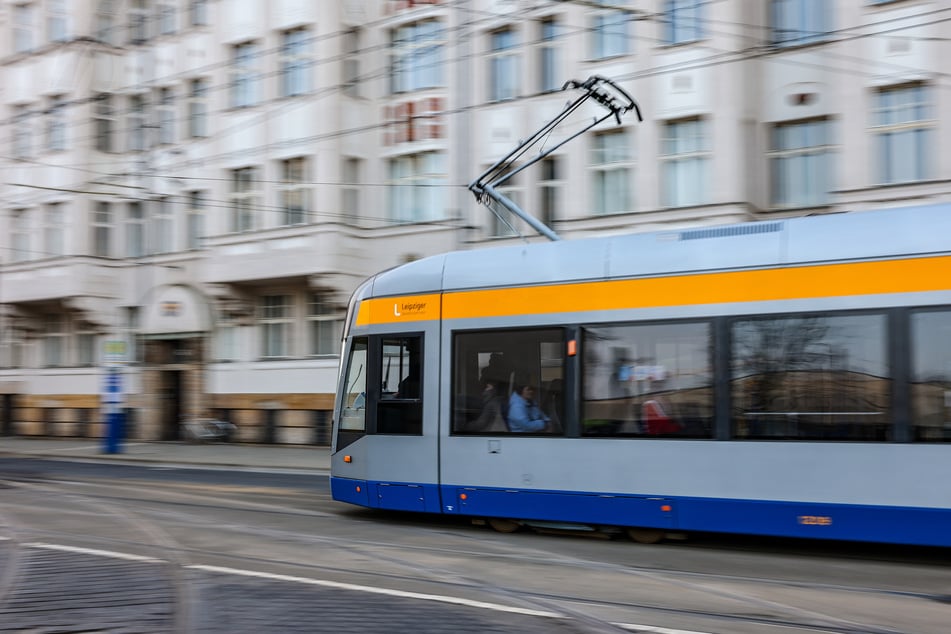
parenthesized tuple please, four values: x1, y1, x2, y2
(0, 437, 330, 473)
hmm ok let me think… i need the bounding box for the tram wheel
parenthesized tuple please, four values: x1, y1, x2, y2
(626, 527, 665, 544)
(488, 518, 521, 533)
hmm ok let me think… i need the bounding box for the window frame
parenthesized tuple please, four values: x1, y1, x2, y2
(665, 0, 705, 46)
(538, 17, 560, 93)
(590, 1, 629, 59)
(488, 27, 519, 103)
(279, 157, 309, 226)
(231, 41, 259, 108)
(390, 19, 444, 94)
(661, 117, 710, 208)
(387, 151, 446, 224)
(591, 128, 634, 215)
(280, 27, 311, 98)
(93, 93, 115, 153)
(770, 0, 831, 48)
(730, 309, 892, 441)
(871, 83, 933, 185)
(230, 166, 259, 233)
(258, 294, 294, 360)
(93, 201, 113, 258)
(451, 327, 567, 436)
(768, 118, 833, 209)
(581, 319, 715, 439)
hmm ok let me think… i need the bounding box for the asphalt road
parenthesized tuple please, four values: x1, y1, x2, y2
(1, 457, 949, 634)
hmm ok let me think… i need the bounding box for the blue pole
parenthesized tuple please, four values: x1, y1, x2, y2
(103, 367, 124, 454)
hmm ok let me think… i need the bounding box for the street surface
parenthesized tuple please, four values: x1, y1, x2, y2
(0, 457, 948, 633)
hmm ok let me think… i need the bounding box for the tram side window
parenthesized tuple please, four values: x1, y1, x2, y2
(910, 310, 951, 442)
(581, 322, 713, 438)
(731, 313, 889, 440)
(339, 337, 368, 433)
(376, 335, 423, 435)
(452, 328, 564, 435)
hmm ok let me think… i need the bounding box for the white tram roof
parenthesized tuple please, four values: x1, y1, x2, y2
(368, 203, 951, 298)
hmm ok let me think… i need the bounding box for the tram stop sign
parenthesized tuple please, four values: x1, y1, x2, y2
(104, 340, 127, 365)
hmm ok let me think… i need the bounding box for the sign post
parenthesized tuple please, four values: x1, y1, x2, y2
(102, 340, 126, 454)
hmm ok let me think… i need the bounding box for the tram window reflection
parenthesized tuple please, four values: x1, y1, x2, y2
(339, 337, 368, 432)
(451, 329, 565, 435)
(911, 310, 951, 442)
(731, 313, 889, 440)
(581, 322, 713, 438)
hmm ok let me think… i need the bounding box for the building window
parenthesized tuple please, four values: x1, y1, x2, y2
(94, 93, 114, 152)
(230, 167, 258, 232)
(231, 41, 258, 108)
(44, 203, 65, 257)
(539, 156, 561, 228)
(128, 94, 147, 152)
(308, 293, 341, 356)
(43, 315, 66, 368)
(259, 295, 292, 359)
(46, 95, 67, 151)
(280, 28, 310, 97)
(96, 0, 116, 44)
(873, 83, 932, 185)
(12, 209, 31, 263)
(538, 18, 560, 93)
(47, 0, 67, 42)
(187, 78, 208, 138)
(732, 314, 889, 440)
(769, 119, 832, 208)
(189, 0, 207, 26)
(214, 313, 237, 362)
(390, 19, 444, 94)
(186, 191, 205, 249)
(662, 118, 709, 208)
(157, 1, 175, 35)
(77, 331, 97, 366)
(0, 324, 24, 369)
(591, 129, 633, 215)
(342, 157, 362, 222)
(128, 0, 149, 44)
(12, 105, 32, 159)
(490, 174, 521, 237)
(14, 3, 34, 53)
(93, 202, 112, 257)
(665, 0, 705, 45)
(770, 0, 830, 47)
(489, 27, 518, 102)
(591, 1, 628, 59)
(126, 201, 145, 257)
(153, 197, 173, 254)
(156, 87, 174, 144)
(387, 152, 446, 223)
(280, 157, 308, 226)
(342, 29, 361, 98)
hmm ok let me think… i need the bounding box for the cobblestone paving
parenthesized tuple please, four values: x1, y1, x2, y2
(0, 549, 587, 633)
(0, 549, 174, 633)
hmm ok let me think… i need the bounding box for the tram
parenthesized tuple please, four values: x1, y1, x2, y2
(330, 203, 951, 546)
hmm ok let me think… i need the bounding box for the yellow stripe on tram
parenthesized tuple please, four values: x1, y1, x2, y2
(356, 255, 951, 326)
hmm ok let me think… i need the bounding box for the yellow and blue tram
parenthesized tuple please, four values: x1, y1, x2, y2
(331, 204, 951, 546)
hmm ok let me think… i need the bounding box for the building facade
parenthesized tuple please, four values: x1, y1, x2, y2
(1, 0, 948, 443)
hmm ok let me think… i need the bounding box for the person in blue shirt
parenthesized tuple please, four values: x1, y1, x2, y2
(507, 384, 550, 432)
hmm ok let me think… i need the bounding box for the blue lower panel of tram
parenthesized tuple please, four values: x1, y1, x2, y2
(332, 477, 951, 546)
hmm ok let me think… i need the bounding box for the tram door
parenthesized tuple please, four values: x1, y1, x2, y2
(335, 332, 439, 513)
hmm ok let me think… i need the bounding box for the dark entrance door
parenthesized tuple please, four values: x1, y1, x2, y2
(160, 369, 183, 440)
(1, 394, 14, 436)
